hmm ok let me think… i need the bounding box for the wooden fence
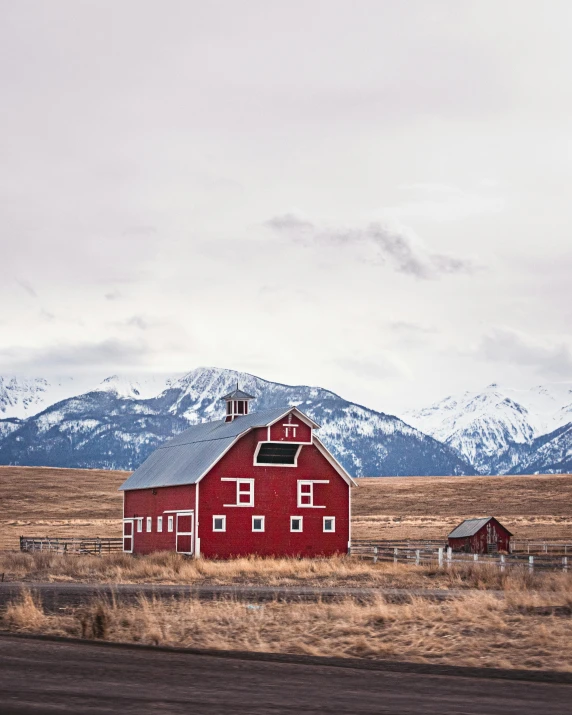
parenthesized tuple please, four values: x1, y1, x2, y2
(350, 543, 570, 572)
(20, 536, 124, 555)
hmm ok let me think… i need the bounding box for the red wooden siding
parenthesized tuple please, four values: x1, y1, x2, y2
(198, 427, 349, 558)
(123, 483, 196, 555)
(269, 416, 312, 443)
(448, 518, 512, 554)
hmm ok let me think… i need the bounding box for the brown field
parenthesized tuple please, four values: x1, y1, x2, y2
(353, 474, 572, 542)
(2, 466, 572, 672)
(1, 466, 571, 551)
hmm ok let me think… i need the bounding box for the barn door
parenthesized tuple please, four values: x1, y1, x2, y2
(176, 513, 194, 555)
(123, 519, 134, 553)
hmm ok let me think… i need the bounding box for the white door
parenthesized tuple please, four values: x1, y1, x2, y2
(176, 513, 194, 555)
(123, 519, 134, 553)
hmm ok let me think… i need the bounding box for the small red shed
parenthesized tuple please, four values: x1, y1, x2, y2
(448, 517, 512, 554)
(119, 389, 357, 558)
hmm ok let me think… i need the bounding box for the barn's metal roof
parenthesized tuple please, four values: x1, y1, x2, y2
(448, 517, 495, 538)
(119, 407, 297, 491)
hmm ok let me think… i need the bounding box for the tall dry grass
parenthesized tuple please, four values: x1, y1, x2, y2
(2, 588, 572, 672)
(2, 550, 571, 592)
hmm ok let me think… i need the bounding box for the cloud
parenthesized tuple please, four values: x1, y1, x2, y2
(265, 215, 476, 279)
(477, 328, 572, 378)
(16, 279, 38, 298)
(264, 214, 315, 233)
(0, 338, 153, 373)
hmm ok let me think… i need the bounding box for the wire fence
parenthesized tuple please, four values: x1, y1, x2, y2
(350, 543, 570, 572)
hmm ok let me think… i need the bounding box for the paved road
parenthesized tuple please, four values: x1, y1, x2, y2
(0, 581, 498, 611)
(0, 635, 570, 714)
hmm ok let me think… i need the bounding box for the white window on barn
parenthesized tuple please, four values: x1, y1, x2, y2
(213, 515, 226, 532)
(297, 480, 329, 508)
(136, 518, 143, 533)
(157, 516, 163, 533)
(146, 517, 152, 533)
(252, 516, 265, 532)
(222, 478, 254, 507)
(290, 516, 303, 532)
(167, 515, 174, 532)
(255, 442, 300, 466)
(323, 517, 336, 533)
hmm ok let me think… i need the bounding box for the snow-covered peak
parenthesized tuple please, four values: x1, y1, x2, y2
(0, 375, 79, 419)
(402, 382, 572, 473)
(94, 373, 180, 400)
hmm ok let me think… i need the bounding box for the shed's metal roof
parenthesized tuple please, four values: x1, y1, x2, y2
(119, 406, 295, 491)
(448, 517, 494, 539)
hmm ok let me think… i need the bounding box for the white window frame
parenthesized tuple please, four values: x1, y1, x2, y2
(146, 517, 152, 533)
(290, 516, 303, 532)
(323, 516, 336, 533)
(222, 478, 254, 507)
(213, 515, 226, 532)
(253, 442, 302, 468)
(157, 516, 163, 533)
(252, 515, 265, 532)
(136, 518, 143, 532)
(167, 515, 174, 532)
(297, 480, 329, 508)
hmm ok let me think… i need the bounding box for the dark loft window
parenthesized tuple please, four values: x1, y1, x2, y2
(256, 443, 300, 465)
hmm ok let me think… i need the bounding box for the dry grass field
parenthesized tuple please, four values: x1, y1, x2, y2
(353, 474, 572, 541)
(3, 586, 572, 672)
(0, 466, 124, 551)
(1, 466, 571, 550)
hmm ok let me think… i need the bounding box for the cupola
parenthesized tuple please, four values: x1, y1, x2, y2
(221, 385, 255, 422)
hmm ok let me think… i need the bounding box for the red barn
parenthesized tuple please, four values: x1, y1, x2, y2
(448, 517, 512, 554)
(119, 389, 357, 558)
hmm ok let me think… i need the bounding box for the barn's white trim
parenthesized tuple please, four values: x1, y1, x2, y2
(222, 478, 254, 507)
(195, 481, 200, 558)
(266, 407, 319, 430)
(297, 480, 329, 508)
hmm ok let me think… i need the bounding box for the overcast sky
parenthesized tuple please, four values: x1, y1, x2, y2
(1, 1, 571, 414)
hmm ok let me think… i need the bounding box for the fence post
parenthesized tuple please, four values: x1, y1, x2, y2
(529, 555, 534, 572)
(474, 553, 478, 563)
(394, 547, 398, 564)
(500, 554, 505, 572)
(373, 546, 378, 564)
(438, 547, 443, 569)
(563, 557, 568, 573)
(447, 547, 452, 569)
(415, 549, 420, 566)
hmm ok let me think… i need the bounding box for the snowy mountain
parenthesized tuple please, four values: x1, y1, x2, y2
(0, 367, 474, 477)
(0, 376, 79, 419)
(404, 383, 572, 474)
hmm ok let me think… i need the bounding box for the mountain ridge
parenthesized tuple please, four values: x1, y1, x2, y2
(0, 367, 474, 477)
